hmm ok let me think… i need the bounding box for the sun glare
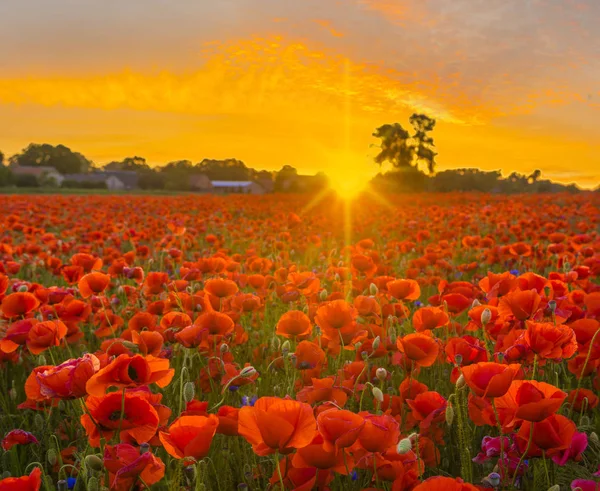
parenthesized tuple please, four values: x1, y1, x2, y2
(330, 175, 367, 200)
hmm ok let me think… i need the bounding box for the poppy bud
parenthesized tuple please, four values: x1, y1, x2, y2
(563, 262, 571, 272)
(547, 486, 560, 491)
(334, 273, 341, 283)
(1, 472, 10, 479)
(480, 308, 492, 325)
(472, 299, 481, 308)
(445, 404, 454, 426)
(8, 388, 16, 400)
(239, 366, 257, 378)
(372, 387, 384, 403)
(369, 283, 378, 295)
(47, 448, 58, 466)
(590, 432, 599, 445)
(281, 341, 290, 356)
(496, 352, 505, 362)
(37, 354, 47, 366)
(487, 473, 501, 487)
(57, 480, 68, 491)
(18, 285, 28, 293)
(238, 484, 249, 490)
(580, 415, 591, 426)
(34, 414, 45, 432)
(121, 341, 138, 350)
(356, 316, 366, 325)
(388, 326, 397, 343)
(183, 382, 195, 403)
(372, 336, 381, 350)
(376, 368, 387, 382)
(140, 443, 150, 454)
(87, 477, 99, 491)
(220, 343, 229, 354)
(288, 353, 297, 367)
(454, 354, 463, 366)
(548, 300, 556, 313)
(271, 337, 281, 351)
(361, 350, 368, 360)
(319, 289, 328, 301)
(396, 437, 412, 454)
(456, 374, 466, 389)
(85, 454, 104, 472)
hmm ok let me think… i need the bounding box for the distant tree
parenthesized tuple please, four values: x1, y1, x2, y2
(15, 174, 40, 188)
(373, 113, 438, 175)
(527, 169, 542, 184)
(102, 156, 163, 189)
(196, 159, 250, 181)
(104, 156, 149, 172)
(274, 165, 299, 192)
(372, 123, 413, 170)
(161, 160, 196, 191)
(0, 165, 13, 187)
(409, 113, 437, 174)
(0, 150, 4, 166)
(10, 143, 91, 174)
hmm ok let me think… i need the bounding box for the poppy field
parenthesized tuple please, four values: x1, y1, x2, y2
(0, 191, 599, 491)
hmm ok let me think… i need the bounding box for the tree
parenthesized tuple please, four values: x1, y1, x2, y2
(372, 123, 413, 170)
(104, 156, 149, 172)
(409, 113, 437, 174)
(373, 113, 438, 174)
(10, 143, 91, 174)
(0, 150, 4, 166)
(0, 165, 12, 187)
(196, 159, 250, 181)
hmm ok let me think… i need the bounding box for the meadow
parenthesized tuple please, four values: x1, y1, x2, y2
(0, 191, 598, 491)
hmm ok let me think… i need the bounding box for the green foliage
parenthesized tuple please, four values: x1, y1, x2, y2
(14, 174, 40, 188)
(0, 164, 13, 186)
(10, 143, 91, 174)
(62, 179, 108, 189)
(0, 150, 4, 166)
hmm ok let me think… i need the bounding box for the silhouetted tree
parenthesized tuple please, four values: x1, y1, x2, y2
(0, 150, 4, 166)
(372, 123, 413, 170)
(104, 156, 149, 172)
(196, 159, 250, 181)
(0, 164, 13, 187)
(409, 113, 437, 174)
(10, 143, 91, 174)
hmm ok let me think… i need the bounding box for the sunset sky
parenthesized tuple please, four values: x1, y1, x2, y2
(1, 0, 599, 188)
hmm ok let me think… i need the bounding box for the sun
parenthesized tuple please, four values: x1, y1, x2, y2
(329, 174, 368, 200)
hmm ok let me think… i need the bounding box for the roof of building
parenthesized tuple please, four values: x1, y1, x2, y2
(11, 165, 60, 176)
(211, 181, 255, 187)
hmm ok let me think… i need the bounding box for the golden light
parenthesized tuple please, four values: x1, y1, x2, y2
(328, 172, 368, 200)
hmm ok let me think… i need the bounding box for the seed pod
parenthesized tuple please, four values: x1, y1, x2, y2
(454, 354, 463, 366)
(183, 381, 196, 403)
(471, 299, 481, 308)
(139, 443, 150, 454)
(455, 374, 466, 389)
(369, 283, 378, 296)
(85, 454, 104, 472)
(589, 432, 599, 445)
(220, 343, 229, 354)
(319, 289, 328, 301)
(376, 368, 387, 382)
(18, 284, 28, 292)
(548, 300, 557, 313)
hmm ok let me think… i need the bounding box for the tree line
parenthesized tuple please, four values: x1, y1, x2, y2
(0, 113, 593, 193)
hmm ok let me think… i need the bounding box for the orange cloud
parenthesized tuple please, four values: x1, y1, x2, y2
(312, 19, 345, 38)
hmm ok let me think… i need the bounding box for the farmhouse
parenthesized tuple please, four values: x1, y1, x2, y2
(10, 165, 64, 186)
(210, 180, 265, 194)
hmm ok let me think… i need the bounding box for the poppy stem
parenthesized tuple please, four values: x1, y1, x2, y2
(541, 451, 550, 488)
(568, 327, 600, 419)
(530, 354, 538, 381)
(512, 422, 534, 488)
(491, 399, 505, 490)
(274, 452, 285, 490)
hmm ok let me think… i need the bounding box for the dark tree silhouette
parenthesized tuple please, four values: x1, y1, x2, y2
(409, 113, 437, 174)
(0, 150, 4, 166)
(372, 123, 413, 170)
(10, 143, 91, 174)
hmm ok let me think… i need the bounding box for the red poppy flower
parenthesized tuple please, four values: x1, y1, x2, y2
(36, 353, 100, 399)
(524, 321, 577, 360)
(78, 272, 111, 298)
(515, 414, 577, 457)
(1, 430, 39, 451)
(86, 354, 174, 396)
(387, 279, 421, 301)
(238, 397, 316, 456)
(1, 292, 40, 318)
(0, 467, 42, 491)
(26, 320, 68, 355)
(413, 476, 480, 491)
(81, 391, 160, 447)
(460, 362, 522, 398)
(397, 333, 440, 367)
(413, 307, 449, 332)
(498, 289, 541, 321)
(276, 310, 313, 340)
(104, 443, 165, 491)
(356, 413, 400, 453)
(159, 415, 219, 459)
(494, 380, 567, 424)
(317, 408, 365, 451)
